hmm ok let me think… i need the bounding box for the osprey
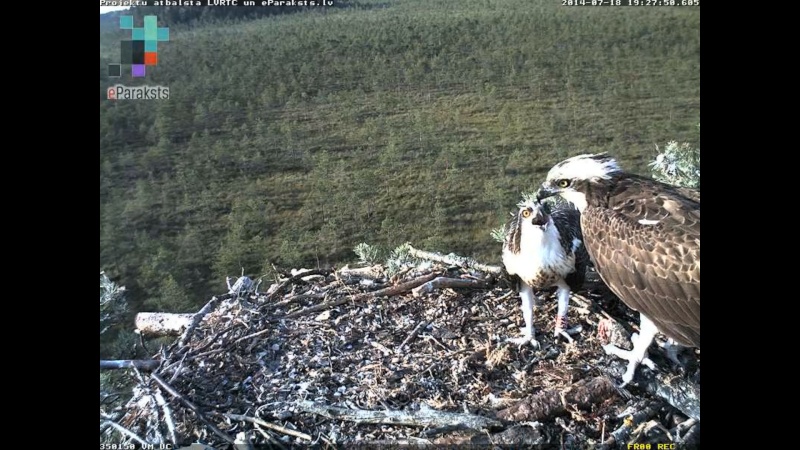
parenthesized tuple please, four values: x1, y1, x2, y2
(536, 153, 700, 386)
(501, 197, 590, 348)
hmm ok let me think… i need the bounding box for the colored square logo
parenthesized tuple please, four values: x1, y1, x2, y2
(113, 15, 169, 79)
(119, 16, 133, 29)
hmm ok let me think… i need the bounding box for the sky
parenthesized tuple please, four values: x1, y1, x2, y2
(100, 6, 131, 14)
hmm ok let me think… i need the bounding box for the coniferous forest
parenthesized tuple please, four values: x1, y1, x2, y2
(100, 0, 699, 329)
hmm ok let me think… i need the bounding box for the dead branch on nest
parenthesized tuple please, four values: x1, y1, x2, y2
(645, 372, 700, 422)
(496, 376, 618, 422)
(296, 400, 503, 431)
(406, 245, 503, 275)
(221, 413, 312, 441)
(153, 388, 179, 444)
(100, 359, 161, 371)
(338, 264, 385, 280)
(177, 294, 233, 348)
(101, 419, 149, 446)
(135, 312, 195, 337)
(150, 373, 236, 445)
(280, 272, 439, 320)
(397, 319, 431, 353)
(597, 400, 661, 450)
(411, 277, 488, 297)
(262, 268, 332, 304)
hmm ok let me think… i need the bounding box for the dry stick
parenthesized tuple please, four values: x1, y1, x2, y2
(177, 294, 233, 349)
(150, 373, 236, 445)
(296, 400, 502, 431)
(597, 401, 661, 450)
(262, 269, 331, 304)
(221, 413, 312, 441)
(130, 366, 167, 445)
(100, 359, 160, 371)
(233, 328, 272, 346)
(152, 389, 179, 445)
(281, 272, 439, 320)
(396, 319, 431, 353)
(101, 420, 149, 446)
(406, 245, 503, 275)
(412, 277, 488, 297)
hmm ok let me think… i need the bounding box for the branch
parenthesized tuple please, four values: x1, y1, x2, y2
(412, 277, 488, 297)
(221, 413, 312, 441)
(100, 420, 149, 446)
(135, 312, 195, 337)
(178, 294, 232, 348)
(280, 272, 439, 320)
(597, 401, 661, 450)
(406, 245, 502, 275)
(296, 400, 503, 432)
(100, 360, 160, 371)
(150, 373, 236, 445)
(262, 269, 331, 304)
(396, 319, 431, 353)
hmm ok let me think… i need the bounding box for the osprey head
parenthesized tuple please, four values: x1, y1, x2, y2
(536, 153, 621, 211)
(504, 199, 554, 254)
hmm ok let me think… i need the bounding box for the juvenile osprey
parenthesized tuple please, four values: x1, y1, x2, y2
(501, 198, 590, 348)
(536, 153, 700, 386)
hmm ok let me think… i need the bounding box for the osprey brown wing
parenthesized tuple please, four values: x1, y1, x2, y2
(582, 177, 700, 347)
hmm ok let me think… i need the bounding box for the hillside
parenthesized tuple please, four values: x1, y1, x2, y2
(99, 0, 700, 314)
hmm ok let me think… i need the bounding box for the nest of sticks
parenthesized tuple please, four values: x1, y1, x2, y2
(100, 247, 700, 449)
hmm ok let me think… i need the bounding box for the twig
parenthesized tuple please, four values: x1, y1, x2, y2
(411, 277, 488, 297)
(150, 373, 236, 445)
(296, 400, 502, 431)
(396, 320, 431, 353)
(233, 328, 272, 346)
(177, 294, 232, 348)
(597, 401, 661, 450)
(280, 272, 439, 320)
(406, 245, 503, 275)
(100, 359, 160, 371)
(221, 412, 313, 441)
(153, 388, 180, 445)
(101, 420, 149, 446)
(261, 269, 331, 305)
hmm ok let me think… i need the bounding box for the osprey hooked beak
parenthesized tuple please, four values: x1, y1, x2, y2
(536, 184, 558, 203)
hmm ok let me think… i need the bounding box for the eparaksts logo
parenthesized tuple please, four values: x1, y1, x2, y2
(107, 85, 170, 100)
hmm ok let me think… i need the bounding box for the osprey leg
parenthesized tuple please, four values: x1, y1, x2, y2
(602, 313, 658, 387)
(507, 283, 540, 348)
(554, 283, 582, 339)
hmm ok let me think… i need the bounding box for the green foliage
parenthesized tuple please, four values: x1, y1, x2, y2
(100, 272, 127, 336)
(354, 242, 383, 266)
(100, 0, 699, 311)
(649, 125, 700, 189)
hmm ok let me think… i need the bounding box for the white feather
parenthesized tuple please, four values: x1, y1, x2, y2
(547, 154, 621, 181)
(638, 219, 660, 225)
(559, 190, 588, 212)
(502, 216, 573, 283)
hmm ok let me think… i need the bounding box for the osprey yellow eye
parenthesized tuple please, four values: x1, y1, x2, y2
(521, 209, 531, 218)
(557, 179, 570, 188)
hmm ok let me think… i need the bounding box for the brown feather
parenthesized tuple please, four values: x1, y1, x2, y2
(582, 175, 700, 347)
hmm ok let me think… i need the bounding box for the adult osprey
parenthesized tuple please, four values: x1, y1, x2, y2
(536, 153, 700, 386)
(501, 197, 590, 348)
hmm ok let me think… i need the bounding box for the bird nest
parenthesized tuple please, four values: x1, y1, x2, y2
(101, 257, 700, 449)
